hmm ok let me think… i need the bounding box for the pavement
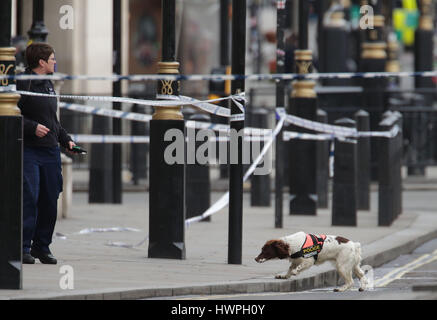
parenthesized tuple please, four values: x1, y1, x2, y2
(1, 169, 437, 300)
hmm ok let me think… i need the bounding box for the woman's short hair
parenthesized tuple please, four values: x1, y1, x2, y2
(25, 43, 54, 69)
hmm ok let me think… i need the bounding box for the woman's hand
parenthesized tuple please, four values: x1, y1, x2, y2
(67, 141, 77, 155)
(35, 124, 50, 138)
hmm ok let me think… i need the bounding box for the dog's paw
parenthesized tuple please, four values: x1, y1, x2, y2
(275, 274, 289, 280)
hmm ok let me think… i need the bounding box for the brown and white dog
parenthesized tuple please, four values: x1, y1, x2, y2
(255, 231, 368, 292)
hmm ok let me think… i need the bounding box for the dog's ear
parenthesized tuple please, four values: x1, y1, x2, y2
(273, 240, 290, 259)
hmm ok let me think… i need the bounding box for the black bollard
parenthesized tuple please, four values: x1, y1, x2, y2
(0, 115, 22, 290)
(250, 108, 270, 207)
(148, 0, 185, 260)
(407, 95, 427, 176)
(360, 7, 387, 181)
(228, 0, 246, 265)
(332, 118, 357, 226)
(415, 0, 434, 107)
(130, 104, 149, 185)
(320, 4, 349, 87)
(112, 0, 122, 204)
(274, 0, 288, 228)
(89, 114, 113, 203)
(186, 114, 211, 221)
(288, 0, 317, 216)
(378, 113, 398, 226)
(316, 109, 329, 209)
(289, 50, 318, 215)
(0, 0, 23, 289)
(392, 111, 403, 218)
(355, 109, 370, 210)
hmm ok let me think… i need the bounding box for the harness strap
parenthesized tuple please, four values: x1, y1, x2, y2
(289, 234, 326, 261)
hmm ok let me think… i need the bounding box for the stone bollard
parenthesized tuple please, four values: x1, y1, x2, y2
(332, 118, 357, 226)
(57, 153, 73, 219)
(186, 113, 211, 221)
(355, 110, 371, 210)
(250, 108, 270, 207)
(316, 109, 329, 208)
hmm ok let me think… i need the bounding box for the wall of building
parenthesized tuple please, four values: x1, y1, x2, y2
(18, 0, 129, 96)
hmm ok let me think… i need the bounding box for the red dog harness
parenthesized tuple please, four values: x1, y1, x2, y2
(290, 234, 327, 261)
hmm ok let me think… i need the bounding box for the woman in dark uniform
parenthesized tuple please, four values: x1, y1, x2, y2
(17, 43, 75, 264)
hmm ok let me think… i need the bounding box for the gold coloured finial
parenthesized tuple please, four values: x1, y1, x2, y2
(386, 39, 400, 72)
(419, 0, 433, 30)
(153, 61, 183, 120)
(292, 50, 316, 99)
(0, 47, 21, 116)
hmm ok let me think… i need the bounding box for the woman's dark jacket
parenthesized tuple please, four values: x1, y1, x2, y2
(17, 69, 72, 148)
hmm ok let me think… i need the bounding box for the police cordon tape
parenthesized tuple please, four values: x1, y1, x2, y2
(2, 86, 401, 139)
(102, 113, 288, 248)
(2, 70, 437, 82)
(184, 112, 286, 226)
(71, 126, 398, 144)
(71, 134, 150, 144)
(0, 87, 246, 121)
(63, 111, 399, 249)
(70, 134, 273, 143)
(66, 103, 398, 142)
(60, 101, 270, 137)
(59, 98, 398, 140)
(280, 108, 400, 139)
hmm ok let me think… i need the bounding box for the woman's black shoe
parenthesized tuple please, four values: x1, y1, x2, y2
(30, 248, 57, 264)
(23, 253, 35, 264)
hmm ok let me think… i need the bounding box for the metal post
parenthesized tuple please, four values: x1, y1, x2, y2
(360, 1, 386, 181)
(228, 0, 246, 265)
(212, 0, 230, 180)
(130, 104, 149, 184)
(275, 0, 288, 228)
(412, 0, 434, 175)
(355, 109, 370, 210)
(415, 0, 434, 105)
(288, 0, 317, 215)
(89, 115, 113, 203)
(112, 0, 122, 203)
(148, 0, 185, 259)
(220, 0, 230, 68)
(288, 43, 318, 215)
(316, 109, 329, 209)
(316, 0, 330, 74)
(298, 0, 308, 50)
(251, 108, 270, 207)
(394, 111, 403, 218)
(28, 0, 48, 42)
(332, 118, 357, 226)
(186, 114, 211, 222)
(378, 113, 397, 226)
(0, 0, 22, 290)
(320, 1, 349, 86)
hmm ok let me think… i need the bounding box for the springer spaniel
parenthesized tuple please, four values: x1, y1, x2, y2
(255, 231, 368, 292)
